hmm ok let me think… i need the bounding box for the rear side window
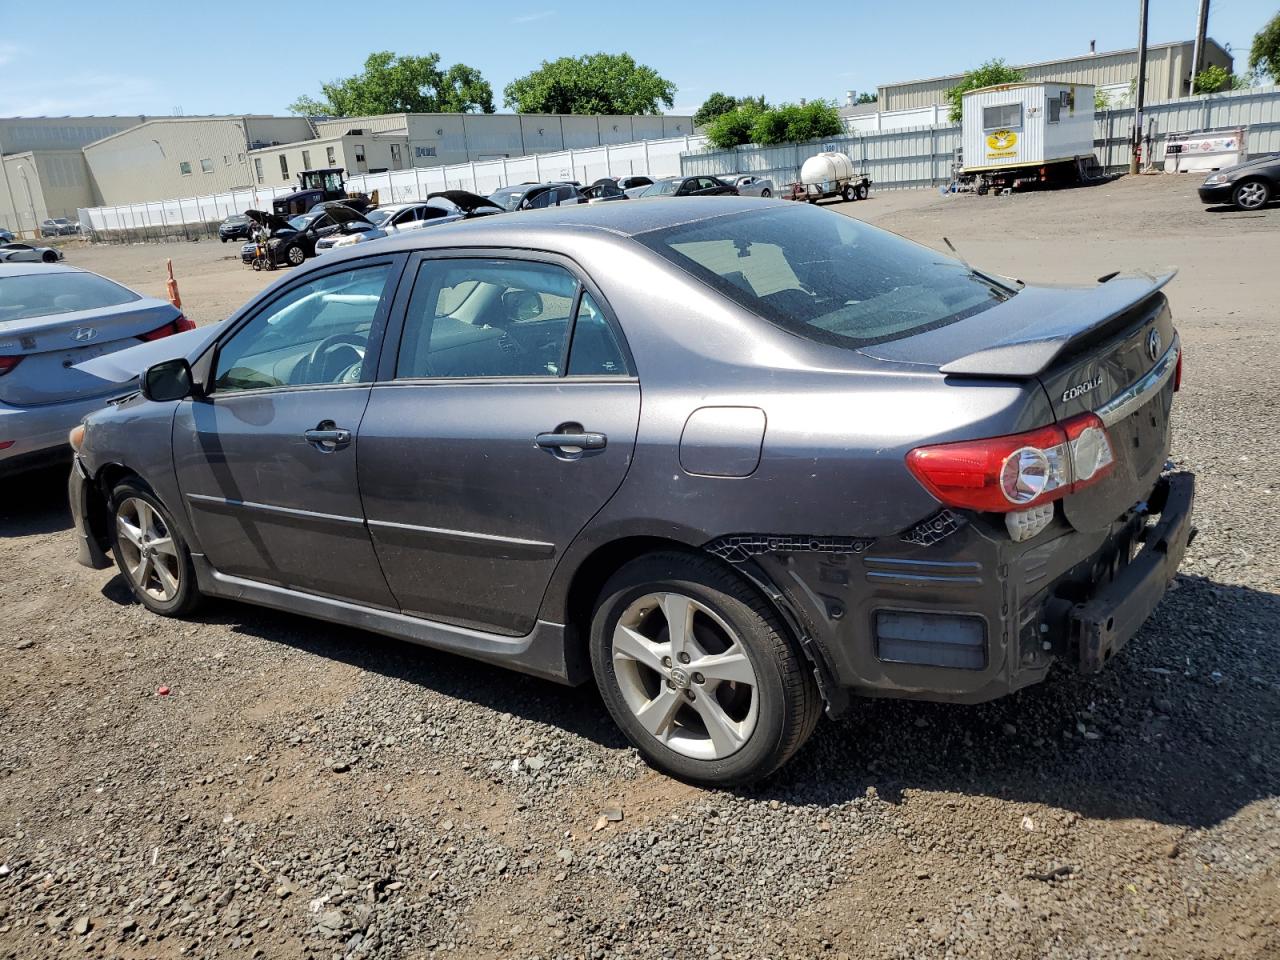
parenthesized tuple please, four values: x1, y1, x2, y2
(0, 272, 138, 323)
(635, 205, 1011, 350)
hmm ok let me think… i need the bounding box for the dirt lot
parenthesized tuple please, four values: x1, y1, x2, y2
(2, 175, 1278, 960)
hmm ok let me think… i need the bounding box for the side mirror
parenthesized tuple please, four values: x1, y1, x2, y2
(141, 357, 195, 403)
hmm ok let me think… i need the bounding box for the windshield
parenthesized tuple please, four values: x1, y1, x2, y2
(635, 205, 1012, 350)
(0, 271, 140, 323)
(367, 208, 394, 226)
(640, 180, 679, 197)
(288, 213, 319, 230)
(226, 214, 247, 223)
(487, 187, 531, 211)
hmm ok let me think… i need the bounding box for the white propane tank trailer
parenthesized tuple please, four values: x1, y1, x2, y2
(793, 152, 871, 203)
(959, 81, 1100, 194)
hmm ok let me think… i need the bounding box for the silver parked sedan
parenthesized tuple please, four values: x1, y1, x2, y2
(725, 174, 775, 198)
(0, 242, 65, 264)
(67, 199, 1192, 786)
(0, 263, 190, 474)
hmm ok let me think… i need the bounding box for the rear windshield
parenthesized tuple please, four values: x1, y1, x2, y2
(488, 187, 530, 211)
(0, 272, 139, 323)
(634, 205, 1012, 349)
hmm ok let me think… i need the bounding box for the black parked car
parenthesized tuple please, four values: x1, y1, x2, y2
(636, 176, 739, 198)
(218, 213, 254, 243)
(1198, 153, 1279, 210)
(240, 209, 342, 268)
(487, 183, 586, 212)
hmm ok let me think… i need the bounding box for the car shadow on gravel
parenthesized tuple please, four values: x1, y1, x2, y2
(0, 462, 73, 537)
(766, 573, 1279, 830)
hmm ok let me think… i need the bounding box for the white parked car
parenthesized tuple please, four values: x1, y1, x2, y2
(0, 242, 64, 264)
(725, 175, 775, 198)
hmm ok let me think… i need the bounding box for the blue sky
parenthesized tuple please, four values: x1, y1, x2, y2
(0, 0, 1273, 118)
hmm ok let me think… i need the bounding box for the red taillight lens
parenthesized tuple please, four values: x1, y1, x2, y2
(137, 314, 195, 342)
(0, 355, 22, 376)
(906, 413, 1115, 513)
(1173, 348, 1183, 392)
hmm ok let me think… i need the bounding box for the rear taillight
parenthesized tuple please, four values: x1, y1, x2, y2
(906, 413, 1115, 513)
(137, 314, 196, 342)
(0, 355, 22, 377)
(1173, 348, 1183, 392)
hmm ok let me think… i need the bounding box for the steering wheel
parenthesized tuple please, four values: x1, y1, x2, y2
(303, 332, 367, 383)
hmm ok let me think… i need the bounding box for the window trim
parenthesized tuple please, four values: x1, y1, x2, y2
(377, 247, 636, 385)
(193, 253, 409, 399)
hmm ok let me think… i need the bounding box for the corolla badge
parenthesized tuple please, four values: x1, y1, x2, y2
(71, 326, 98, 343)
(1147, 328, 1162, 362)
(1062, 374, 1104, 403)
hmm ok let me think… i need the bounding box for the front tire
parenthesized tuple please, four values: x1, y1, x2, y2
(1233, 179, 1270, 211)
(760, 188, 772, 198)
(42, 250, 57, 263)
(589, 552, 821, 786)
(285, 244, 305, 266)
(109, 479, 200, 616)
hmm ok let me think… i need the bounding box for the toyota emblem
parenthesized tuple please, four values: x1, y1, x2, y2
(1146, 328, 1162, 362)
(71, 327, 98, 343)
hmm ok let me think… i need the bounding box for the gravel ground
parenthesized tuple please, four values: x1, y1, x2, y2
(1, 174, 1277, 959)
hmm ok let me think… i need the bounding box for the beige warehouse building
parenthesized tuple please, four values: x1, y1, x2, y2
(877, 39, 1233, 111)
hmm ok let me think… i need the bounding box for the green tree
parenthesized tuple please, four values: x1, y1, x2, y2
(1094, 87, 1112, 110)
(502, 53, 675, 115)
(288, 51, 494, 116)
(704, 102, 766, 149)
(855, 92, 878, 104)
(695, 92, 769, 127)
(943, 58, 1024, 122)
(1249, 11, 1280, 82)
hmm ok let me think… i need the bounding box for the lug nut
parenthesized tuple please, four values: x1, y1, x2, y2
(684, 690, 696, 701)
(693, 673, 705, 684)
(677, 652, 690, 664)
(662, 656, 672, 668)
(666, 679, 675, 690)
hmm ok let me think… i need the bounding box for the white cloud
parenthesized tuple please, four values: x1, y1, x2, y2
(511, 9, 555, 22)
(0, 72, 162, 117)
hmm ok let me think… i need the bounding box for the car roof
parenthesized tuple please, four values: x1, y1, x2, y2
(329, 197, 785, 263)
(0, 262, 83, 278)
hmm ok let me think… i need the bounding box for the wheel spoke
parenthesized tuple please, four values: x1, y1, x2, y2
(149, 536, 177, 557)
(660, 593, 695, 656)
(692, 645, 755, 686)
(116, 515, 143, 549)
(136, 501, 153, 536)
(131, 554, 152, 587)
(613, 625, 669, 674)
(633, 686, 682, 740)
(691, 693, 747, 756)
(154, 560, 179, 597)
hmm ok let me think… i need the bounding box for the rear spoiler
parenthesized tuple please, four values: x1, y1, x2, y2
(939, 270, 1176, 378)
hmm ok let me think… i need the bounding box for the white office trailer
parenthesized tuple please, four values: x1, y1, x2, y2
(962, 82, 1096, 173)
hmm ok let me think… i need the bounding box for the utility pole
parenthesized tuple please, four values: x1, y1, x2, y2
(1191, 0, 1210, 88)
(1130, 0, 1150, 174)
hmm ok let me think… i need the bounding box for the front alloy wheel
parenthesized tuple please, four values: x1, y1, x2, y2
(109, 479, 200, 616)
(1234, 180, 1270, 211)
(286, 244, 305, 266)
(591, 552, 822, 786)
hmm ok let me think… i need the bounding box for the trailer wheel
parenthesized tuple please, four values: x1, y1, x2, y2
(856, 183, 868, 201)
(842, 184, 855, 202)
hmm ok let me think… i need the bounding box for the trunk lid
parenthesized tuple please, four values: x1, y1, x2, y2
(860, 272, 1179, 532)
(0, 298, 181, 406)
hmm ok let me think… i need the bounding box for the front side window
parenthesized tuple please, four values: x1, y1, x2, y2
(635, 205, 1011, 350)
(396, 259, 581, 380)
(982, 103, 1022, 130)
(213, 264, 391, 393)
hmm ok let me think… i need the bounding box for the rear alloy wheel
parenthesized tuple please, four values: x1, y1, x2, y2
(286, 244, 306, 266)
(590, 552, 822, 786)
(110, 480, 200, 616)
(1234, 179, 1270, 211)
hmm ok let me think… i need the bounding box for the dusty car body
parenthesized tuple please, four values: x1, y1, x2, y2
(315, 192, 504, 252)
(67, 199, 1193, 785)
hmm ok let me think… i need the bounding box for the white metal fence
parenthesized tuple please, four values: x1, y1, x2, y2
(682, 86, 1280, 191)
(76, 134, 707, 241)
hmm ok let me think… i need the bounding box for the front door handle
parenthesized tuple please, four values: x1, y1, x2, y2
(304, 420, 352, 450)
(535, 431, 607, 451)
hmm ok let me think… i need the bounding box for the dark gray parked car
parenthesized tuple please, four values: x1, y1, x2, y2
(67, 198, 1193, 785)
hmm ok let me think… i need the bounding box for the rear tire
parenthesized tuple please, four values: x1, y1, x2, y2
(760, 188, 772, 198)
(589, 551, 822, 786)
(1233, 179, 1270, 211)
(285, 244, 305, 267)
(42, 250, 57, 263)
(108, 479, 201, 617)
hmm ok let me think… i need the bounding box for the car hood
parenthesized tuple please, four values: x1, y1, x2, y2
(428, 190, 505, 216)
(857, 271, 1175, 377)
(1207, 153, 1280, 178)
(73, 319, 229, 384)
(323, 201, 374, 227)
(244, 209, 292, 232)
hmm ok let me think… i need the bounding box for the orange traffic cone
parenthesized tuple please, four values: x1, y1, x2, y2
(166, 258, 182, 310)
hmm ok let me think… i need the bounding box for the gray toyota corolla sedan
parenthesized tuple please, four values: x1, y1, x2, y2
(67, 198, 1193, 785)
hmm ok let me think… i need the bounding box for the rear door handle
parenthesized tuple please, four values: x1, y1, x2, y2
(535, 431, 607, 451)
